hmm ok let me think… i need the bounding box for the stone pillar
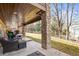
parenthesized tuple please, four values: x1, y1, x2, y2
(17, 12, 25, 36)
(22, 17, 25, 36)
(17, 12, 23, 34)
(41, 4, 51, 49)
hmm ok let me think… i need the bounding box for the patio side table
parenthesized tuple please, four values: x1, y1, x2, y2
(18, 40, 26, 49)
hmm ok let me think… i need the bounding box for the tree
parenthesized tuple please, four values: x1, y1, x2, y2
(35, 21, 41, 32)
(52, 3, 64, 38)
(66, 4, 75, 40)
(51, 17, 58, 36)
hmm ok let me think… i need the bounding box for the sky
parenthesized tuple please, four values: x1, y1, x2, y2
(51, 4, 79, 16)
(50, 3, 79, 24)
(51, 3, 79, 20)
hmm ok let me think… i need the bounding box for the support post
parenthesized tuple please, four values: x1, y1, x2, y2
(17, 12, 25, 36)
(22, 17, 25, 36)
(41, 4, 51, 49)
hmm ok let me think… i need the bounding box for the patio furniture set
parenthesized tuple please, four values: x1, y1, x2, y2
(0, 30, 26, 54)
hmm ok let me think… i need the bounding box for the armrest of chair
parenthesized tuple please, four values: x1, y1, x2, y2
(0, 39, 18, 47)
(5, 40, 18, 46)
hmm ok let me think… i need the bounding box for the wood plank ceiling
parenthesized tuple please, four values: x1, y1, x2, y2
(0, 3, 42, 25)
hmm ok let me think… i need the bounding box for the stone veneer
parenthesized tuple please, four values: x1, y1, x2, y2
(41, 4, 51, 49)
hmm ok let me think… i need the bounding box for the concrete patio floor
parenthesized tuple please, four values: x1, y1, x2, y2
(0, 37, 69, 56)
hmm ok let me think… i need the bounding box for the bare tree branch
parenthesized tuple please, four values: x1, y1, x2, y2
(60, 3, 62, 21)
(69, 4, 75, 27)
(67, 3, 69, 27)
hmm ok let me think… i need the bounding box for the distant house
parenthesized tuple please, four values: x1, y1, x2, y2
(70, 25, 79, 41)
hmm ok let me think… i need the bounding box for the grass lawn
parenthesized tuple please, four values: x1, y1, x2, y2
(26, 33, 79, 56)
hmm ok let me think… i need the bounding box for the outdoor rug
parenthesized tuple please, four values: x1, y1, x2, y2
(27, 51, 45, 56)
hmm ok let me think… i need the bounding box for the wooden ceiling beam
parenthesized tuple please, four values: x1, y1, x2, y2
(30, 3, 46, 11)
(19, 16, 41, 27)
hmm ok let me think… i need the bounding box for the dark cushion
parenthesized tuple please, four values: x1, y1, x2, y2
(7, 31, 15, 41)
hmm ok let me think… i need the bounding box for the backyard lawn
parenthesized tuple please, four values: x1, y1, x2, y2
(26, 33, 79, 56)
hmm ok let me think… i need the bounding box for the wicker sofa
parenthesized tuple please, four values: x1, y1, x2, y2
(0, 38, 18, 54)
(0, 38, 26, 54)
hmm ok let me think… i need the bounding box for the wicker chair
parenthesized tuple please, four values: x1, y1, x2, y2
(0, 38, 18, 54)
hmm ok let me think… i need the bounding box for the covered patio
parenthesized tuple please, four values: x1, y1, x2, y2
(0, 37, 69, 56)
(0, 3, 69, 56)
